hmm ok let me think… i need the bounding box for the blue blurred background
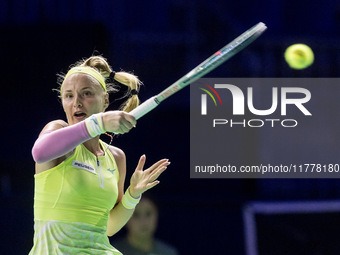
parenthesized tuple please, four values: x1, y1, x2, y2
(2, 0, 340, 254)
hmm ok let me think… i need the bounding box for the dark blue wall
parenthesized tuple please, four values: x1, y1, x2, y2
(2, 0, 340, 254)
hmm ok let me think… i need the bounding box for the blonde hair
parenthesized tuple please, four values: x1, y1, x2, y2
(57, 56, 142, 112)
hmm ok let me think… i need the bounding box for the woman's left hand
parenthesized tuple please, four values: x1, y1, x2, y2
(129, 155, 170, 198)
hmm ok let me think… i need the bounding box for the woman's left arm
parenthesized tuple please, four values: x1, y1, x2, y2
(107, 149, 169, 236)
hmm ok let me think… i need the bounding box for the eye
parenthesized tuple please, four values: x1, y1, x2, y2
(83, 91, 93, 97)
(64, 93, 73, 99)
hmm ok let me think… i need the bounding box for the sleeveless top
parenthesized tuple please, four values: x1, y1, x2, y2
(29, 141, 122, 255)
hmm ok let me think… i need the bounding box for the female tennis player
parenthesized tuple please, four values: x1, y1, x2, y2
(30, 56, 170, 254)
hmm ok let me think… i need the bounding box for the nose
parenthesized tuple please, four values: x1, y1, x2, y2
(73, 94, 82, 108)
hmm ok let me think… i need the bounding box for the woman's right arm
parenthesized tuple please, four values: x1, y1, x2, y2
(32, 111, 137, 171)
(32, 120, 91, 164)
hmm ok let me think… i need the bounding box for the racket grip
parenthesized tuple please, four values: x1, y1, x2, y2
(130, 96, 159, 120)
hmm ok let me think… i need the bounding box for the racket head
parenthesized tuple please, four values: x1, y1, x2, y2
(197, 22, 267, 74)
(155, 22, 267, 104)
(219, 22, 267, 57)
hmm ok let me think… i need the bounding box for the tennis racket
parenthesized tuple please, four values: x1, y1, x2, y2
(130, 22, 267, 120)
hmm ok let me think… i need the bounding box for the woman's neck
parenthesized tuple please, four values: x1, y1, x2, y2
(127, 234, 154, 252)
(83, 137, 104, 157)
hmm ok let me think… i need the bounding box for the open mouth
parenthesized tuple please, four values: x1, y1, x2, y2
(74, 111, 87, 119)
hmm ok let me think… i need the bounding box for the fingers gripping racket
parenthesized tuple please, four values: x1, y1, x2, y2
(130, 22, 267, 120)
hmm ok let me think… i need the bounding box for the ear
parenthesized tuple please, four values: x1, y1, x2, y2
(103, 93, 109, 110)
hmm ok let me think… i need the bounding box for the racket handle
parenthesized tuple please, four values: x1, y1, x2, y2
(130, 96, 159, 120)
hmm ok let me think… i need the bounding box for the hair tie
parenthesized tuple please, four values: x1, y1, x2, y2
(105, 71, 116, 83)
(106, 71, 128, 89)
(109, 71, 115, 80)
(130, 89, 138, 95)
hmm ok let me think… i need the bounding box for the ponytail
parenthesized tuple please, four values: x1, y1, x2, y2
(82, 56, 142, 112)
(113, 71, 141, 112)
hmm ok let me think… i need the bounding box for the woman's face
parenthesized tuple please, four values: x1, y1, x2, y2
(61, 73, 109, 125)
(127, 198, 158, 239)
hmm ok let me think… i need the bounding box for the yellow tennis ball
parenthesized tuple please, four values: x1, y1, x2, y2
(284, 44, 314, 70)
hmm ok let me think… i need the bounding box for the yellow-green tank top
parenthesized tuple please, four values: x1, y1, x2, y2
(34, 140, 119, 227)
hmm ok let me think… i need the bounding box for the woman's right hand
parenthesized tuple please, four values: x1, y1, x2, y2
(102, 111, 137, 134)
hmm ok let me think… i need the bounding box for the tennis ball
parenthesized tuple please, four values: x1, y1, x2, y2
(284, 44, 314, 70)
